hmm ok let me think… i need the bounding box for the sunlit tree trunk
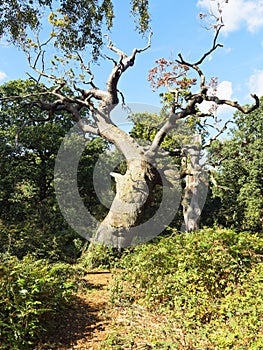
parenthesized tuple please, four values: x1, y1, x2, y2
(94, 150, 157, 248)
(182, 135, 205, 232)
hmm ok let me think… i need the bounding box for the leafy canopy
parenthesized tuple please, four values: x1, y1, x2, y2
(0, 0, 150, 55)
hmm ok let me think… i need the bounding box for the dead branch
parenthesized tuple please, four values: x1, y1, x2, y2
(147, 18, 259, 156)
(209, 170, 231, 191)
(203, 119, 233, 148)
(104, 34, 128, 59)
(26, 36, 57, 82)
(105, 31, 152, 105)
(205, 94, 260, 113)
(177, 25, 223, 68)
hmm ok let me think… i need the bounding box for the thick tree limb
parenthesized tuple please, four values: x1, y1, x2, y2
(66, 104, 99, 135)
(105, 30, 152, 105)
(146, 119, 175, 157)
(205, 94, 260, 113)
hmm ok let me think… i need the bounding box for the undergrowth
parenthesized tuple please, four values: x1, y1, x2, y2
(109, 227, 263, 349)
(0, 253, 83, 350)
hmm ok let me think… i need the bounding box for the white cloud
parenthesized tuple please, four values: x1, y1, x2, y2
(0, 71, 7, 82)
(248, 70, 263, 97)
(198, 80, 234, 115)
(197, 0, 263, 34)
(217, 80, 233, 99)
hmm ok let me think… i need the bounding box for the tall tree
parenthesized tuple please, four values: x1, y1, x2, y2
(0, 79, 107, 260)
(208, 98, 263, 232)
(0, 2, 260, 247)
(0, 80, 72, 224)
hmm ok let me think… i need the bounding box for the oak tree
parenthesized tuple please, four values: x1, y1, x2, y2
(0, 1, 259, 247)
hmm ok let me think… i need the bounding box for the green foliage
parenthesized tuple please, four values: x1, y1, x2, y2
(0, 0, 150, 55)
(0, 80, 111, 262)
(0, 253, 78, 350)
(131, 0, 150, 33)
(0, 222, 84, 263)
(78, 136, 109, 221)
(0, 80, 86, 262)
(111, 227, 263, 348)
(209, 97, 263, 232)
(79, 243, 120, 269)
(0, 81, 73, 226)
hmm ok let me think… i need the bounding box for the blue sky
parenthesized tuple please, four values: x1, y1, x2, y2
(0, 0, 263, 119)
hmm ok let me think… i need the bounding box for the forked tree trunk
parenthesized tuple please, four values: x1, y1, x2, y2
(93, 157, 157, 248)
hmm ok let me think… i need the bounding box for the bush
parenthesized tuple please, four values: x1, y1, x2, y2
(0, 253, 78, 350)
(79, 243, 121, 269)
(111, 227, 263, 348)
(0, 223, 84, 263)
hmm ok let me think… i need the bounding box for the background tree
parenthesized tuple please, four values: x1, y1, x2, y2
(0, 79, 107, 260)
(208, 97, 263, 232)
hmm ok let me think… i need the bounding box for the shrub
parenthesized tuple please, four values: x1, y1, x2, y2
(79, 243, 121, 269)
(111, 227, 263, 348)
(0, 223, 84, 263)
(0, 253, 78, 350)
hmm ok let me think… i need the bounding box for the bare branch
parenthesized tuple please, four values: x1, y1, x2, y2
(209, 170, 231, 191)
(104, 54, 118, 66)
(25, 35, 57, 82)
(177, 24, 223, 67)
(203, 119, 233, 148)
(27, 53, 56, 81)
(146, 112, 179, 156)
(133, 30, 153, 55)
(105, 34, 128, 59)
(205, 94, 260, 114)
(73, 85, 108, 103)
(76, 52, 98, 88)
(105, 31, 152, 105)
(117, 89, 126, 106)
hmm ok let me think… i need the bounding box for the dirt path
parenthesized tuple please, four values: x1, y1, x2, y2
(69, 271, 113, 349)
(39, 270, 177, 349)
(40, 270, 113, 350)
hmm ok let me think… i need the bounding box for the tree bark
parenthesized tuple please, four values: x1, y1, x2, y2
(182, 135, 207, 232)
(93, 156, 157, 248)
(182, 168, 202, 232)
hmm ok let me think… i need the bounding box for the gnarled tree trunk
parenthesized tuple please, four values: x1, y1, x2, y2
(94, 156, 157, 248)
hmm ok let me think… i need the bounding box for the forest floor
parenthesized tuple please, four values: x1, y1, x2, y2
(38, 269, 179, 349)
(40, 270, 114, 349)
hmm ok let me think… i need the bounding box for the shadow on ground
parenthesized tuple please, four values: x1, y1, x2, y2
(36, 276, 109, 350)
